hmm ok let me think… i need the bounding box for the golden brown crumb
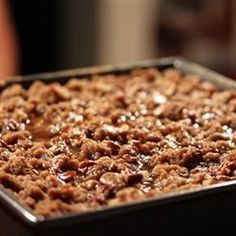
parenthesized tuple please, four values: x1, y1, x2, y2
(0, 68, 235, 217)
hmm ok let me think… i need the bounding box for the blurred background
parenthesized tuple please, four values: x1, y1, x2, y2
(1, 0, 236, 77)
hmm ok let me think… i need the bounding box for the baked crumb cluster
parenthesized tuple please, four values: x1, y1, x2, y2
(0, 68, 235, 217)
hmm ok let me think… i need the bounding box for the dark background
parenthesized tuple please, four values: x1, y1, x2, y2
(7, 0, 236, 78)
(9, 0, 98, 75)
(9, 1, 60, 74)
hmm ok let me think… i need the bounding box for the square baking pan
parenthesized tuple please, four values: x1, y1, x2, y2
(1, 57, 236, 236)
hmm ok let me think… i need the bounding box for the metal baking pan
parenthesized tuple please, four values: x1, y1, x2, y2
(1, 57, 236, 236)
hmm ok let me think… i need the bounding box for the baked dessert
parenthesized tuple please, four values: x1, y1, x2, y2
(0, 68, 235, 217)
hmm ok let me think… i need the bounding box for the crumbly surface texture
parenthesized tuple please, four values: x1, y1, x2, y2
(0, 68, 236, 217)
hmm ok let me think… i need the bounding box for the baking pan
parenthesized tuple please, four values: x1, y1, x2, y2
(1, 57, 236, 236)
